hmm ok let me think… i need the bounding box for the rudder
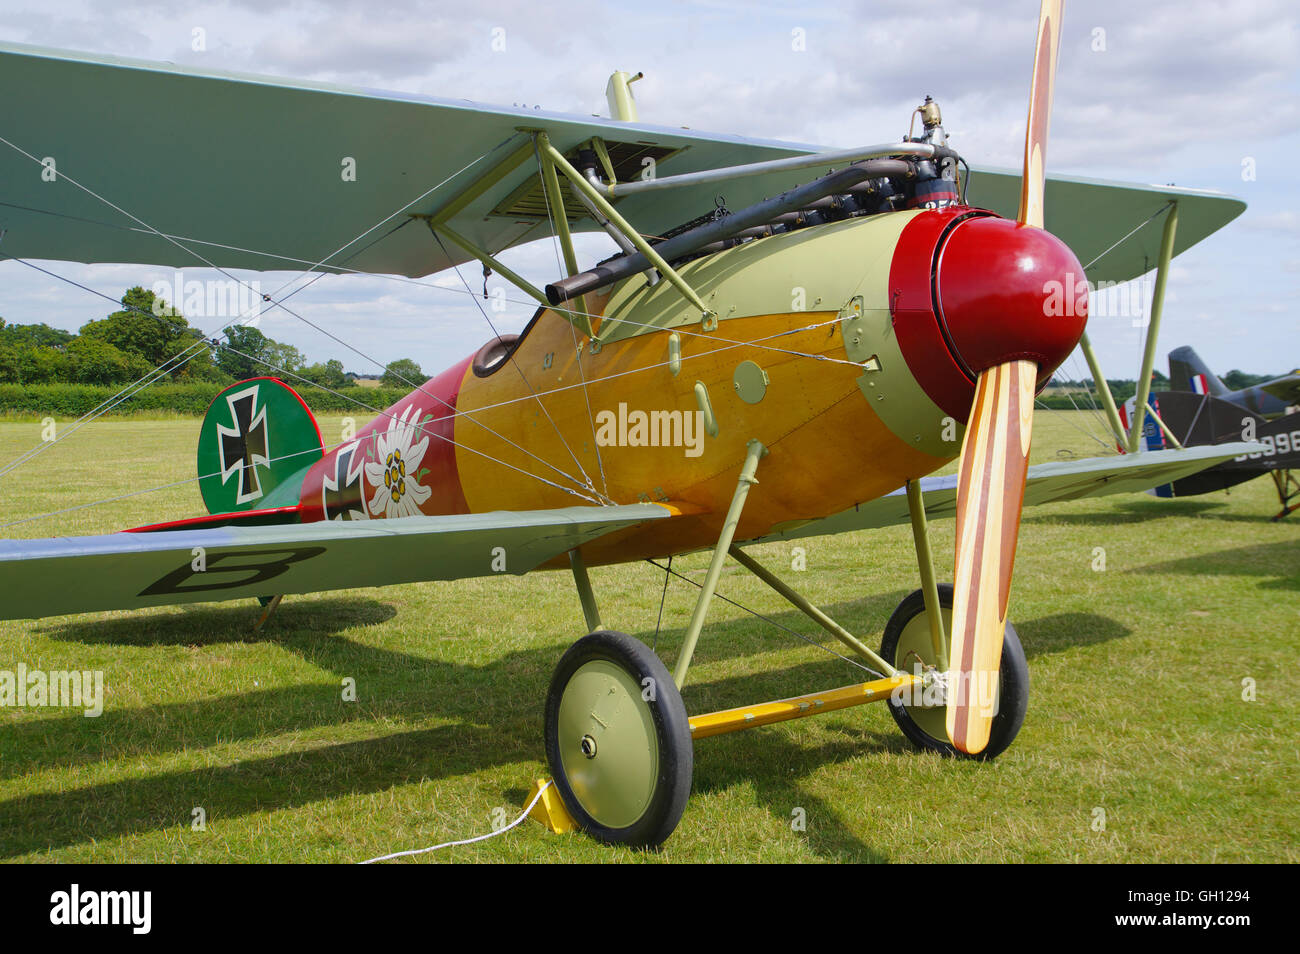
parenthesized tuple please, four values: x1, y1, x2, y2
(197, 377, 324, 515)
(1168, 345, 1227, 396)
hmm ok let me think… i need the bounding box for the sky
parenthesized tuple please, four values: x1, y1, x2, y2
(0, 0, 1296, 386)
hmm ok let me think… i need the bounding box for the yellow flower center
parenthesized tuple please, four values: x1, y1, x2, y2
(385, 450, 406, 503)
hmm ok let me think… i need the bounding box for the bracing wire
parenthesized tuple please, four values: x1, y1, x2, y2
(646, 558, 881, 678)
(0, 140, 604, 499)
(427, 226, 607, 502)
(531, 135, 611, 500)
(1, 331, 607, 530)
(0, 254, 857, 527)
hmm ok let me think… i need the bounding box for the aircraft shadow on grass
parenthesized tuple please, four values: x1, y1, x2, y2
(1024, 498, 1224, 526)
(1127, 540, 1300, 592)
(0, 591, 1130, 861)
(1025, 495, 1290, 527)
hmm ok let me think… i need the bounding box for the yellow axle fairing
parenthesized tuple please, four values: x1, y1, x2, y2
(688, 673, 920, 739)
(448, 210, 958, 565)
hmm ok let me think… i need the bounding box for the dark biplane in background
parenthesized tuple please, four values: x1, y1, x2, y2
(1120, 346, 1299, 519)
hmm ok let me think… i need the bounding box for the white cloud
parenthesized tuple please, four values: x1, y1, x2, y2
(1240, 210, 1300, 233)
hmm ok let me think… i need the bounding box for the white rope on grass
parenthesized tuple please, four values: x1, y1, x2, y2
(358, 781, 552, 864)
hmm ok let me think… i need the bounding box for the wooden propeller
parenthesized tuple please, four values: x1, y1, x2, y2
(946, 0, 1063, 754)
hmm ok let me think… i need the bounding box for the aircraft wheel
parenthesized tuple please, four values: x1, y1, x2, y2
(544, 630, 693, 848)
(879, 584, 1028, 760)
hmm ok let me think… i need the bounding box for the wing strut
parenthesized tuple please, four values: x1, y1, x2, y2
(536, 132, 716, 329)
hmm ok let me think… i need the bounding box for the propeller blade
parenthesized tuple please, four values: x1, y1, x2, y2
(947, 359, 1036, 754)
(1017, 0, 1064, 229)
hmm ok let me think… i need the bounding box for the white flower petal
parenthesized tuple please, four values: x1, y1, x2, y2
(404, 435, 430, 471)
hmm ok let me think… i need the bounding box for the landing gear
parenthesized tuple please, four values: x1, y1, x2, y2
(1271, 469, 1298, 521)
(543, 630, 693, 848)
(879, 584, 1029, 760)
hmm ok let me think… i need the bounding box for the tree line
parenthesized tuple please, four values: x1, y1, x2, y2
(1044, 368, 1278, 405)
(4, 286, 1274, 400)
(0, 287, 425, 390)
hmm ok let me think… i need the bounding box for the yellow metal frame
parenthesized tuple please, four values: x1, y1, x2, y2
(688, 673, 919, 740)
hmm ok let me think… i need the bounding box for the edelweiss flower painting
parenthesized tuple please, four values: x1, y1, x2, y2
(364, 404, 432, 519)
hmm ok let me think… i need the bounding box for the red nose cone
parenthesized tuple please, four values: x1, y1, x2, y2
(935, 216, 1087, 386)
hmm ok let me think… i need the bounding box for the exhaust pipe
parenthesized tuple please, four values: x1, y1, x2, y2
(545, 157, 916, 305)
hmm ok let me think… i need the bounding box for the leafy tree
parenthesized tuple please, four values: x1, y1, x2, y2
(80, 287, 190, 368)
(0, 341, 23, 384)
(167, 329, 226, 382)
(0, 341, 67, 385)
(1224, 369, 1271, 390)
(0, 321, 74, 350)
(265, 340, 306, 376)
(381, 358, 424, 388)
(215, 325, 271, 380)
(0, 288, 319, 388)
(323, 358, 347, 388)
(65, 336, 152, 385)
(300, 359, 348, 389)
(210, 323, 308, 383)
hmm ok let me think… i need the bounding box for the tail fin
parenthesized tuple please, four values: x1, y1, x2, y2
(1168, 346, 1227, 396)
(197, 377, 324, 515)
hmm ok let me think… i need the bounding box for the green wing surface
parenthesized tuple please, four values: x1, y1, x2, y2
(1260, 374, 1300, 405)
(0, 41, 1242, 286)
(0, 503, 669, 621)
(750, 444, 1264, 544)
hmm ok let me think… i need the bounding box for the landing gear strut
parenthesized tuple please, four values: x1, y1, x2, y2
(1271, 469, 1298, 521)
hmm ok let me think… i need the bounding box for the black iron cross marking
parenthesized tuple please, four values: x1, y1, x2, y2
(218, 387, 269, 504)
(322, 442, 365, 521)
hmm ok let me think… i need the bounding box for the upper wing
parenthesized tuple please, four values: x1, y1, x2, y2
(1260, 374, 1300, 405)
(749, 443, 1263, 544)
(0, 41, 808, 281)
(0, 41, 1242, 286)
(965, 172, 1244, 285)
(0, 503, 668, 621)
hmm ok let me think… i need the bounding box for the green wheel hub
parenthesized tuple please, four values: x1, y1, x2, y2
(556, 659, 660, 830)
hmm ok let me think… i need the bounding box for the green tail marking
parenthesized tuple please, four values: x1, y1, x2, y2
(197, 377, 324, 515)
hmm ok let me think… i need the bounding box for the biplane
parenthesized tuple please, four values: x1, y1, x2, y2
(0, 1, 1260, 848)
(1115, 346, 1300, 519)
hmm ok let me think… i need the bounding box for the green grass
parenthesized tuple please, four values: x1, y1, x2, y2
(0, 412, 1296, 863)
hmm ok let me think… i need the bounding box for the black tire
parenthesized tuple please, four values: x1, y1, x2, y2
(879, 584, 1028, 760)
(544, 631, 693, 848)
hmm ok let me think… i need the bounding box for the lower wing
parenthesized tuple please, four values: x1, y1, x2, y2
(0, 444, 1260, 621)
(750, 443, 1263, 542)
(0, 504, 669, 621)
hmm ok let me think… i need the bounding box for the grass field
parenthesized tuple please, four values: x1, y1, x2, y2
(0, 411, 1296, 863)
